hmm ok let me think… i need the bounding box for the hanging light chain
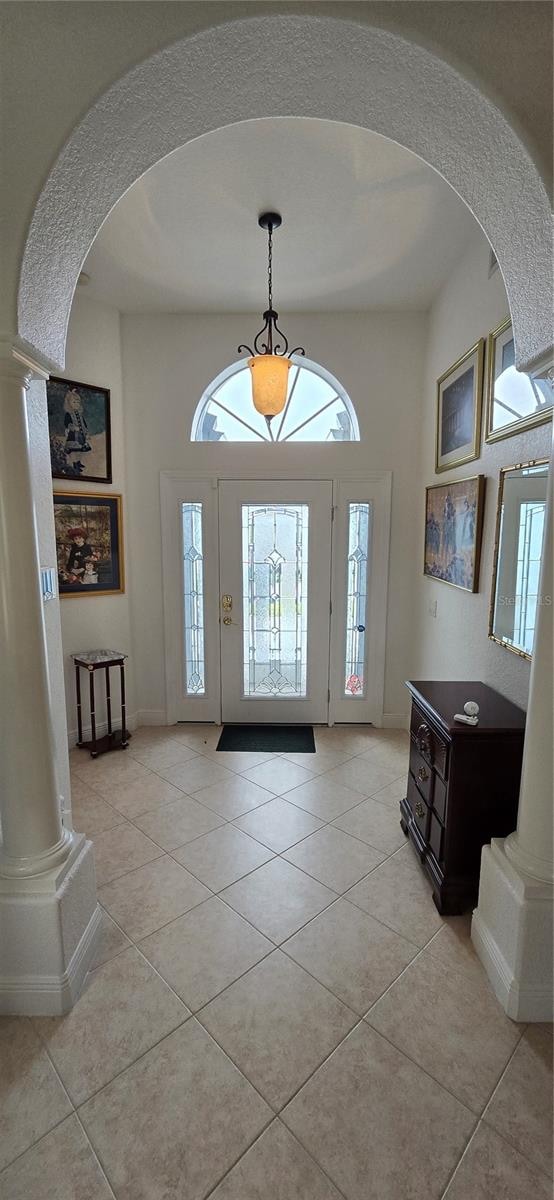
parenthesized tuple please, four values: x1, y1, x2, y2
(267, 220, 273, 311)
(237, 211, 305, 362)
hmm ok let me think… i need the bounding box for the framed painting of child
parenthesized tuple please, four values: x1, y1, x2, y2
(47, 376, 112, 483)
(53, 493, 124, 596)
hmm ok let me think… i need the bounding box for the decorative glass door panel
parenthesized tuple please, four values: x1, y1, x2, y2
(182, 502, 206, 695)
(344, 502, 370, 696)
(219, 482, 332, 723)
(242, 504, 309, 698)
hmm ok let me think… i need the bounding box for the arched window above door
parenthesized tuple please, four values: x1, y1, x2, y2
(191, 356, 360, 442)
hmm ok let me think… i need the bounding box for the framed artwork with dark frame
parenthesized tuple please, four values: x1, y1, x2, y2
(485, 317, 554, 443)
(47, 376, 112, 483)
(53, 492, 124, 597)
(424, 474, 486, 593)
(435, 340, 484, 473)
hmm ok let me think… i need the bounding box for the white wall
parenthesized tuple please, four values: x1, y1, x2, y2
(120, 310, 427, 725)
(58, 294, 135, 742)
(64, 230, 551, 734)
(413, 229, 552, 709)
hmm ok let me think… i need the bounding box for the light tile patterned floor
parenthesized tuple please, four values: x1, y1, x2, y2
(1, 724, 552, 1200)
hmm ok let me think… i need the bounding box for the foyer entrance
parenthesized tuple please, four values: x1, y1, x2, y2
(161, 472, 392, 728)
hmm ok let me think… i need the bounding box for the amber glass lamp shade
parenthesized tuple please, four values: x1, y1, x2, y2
(248, 355, 292, 417)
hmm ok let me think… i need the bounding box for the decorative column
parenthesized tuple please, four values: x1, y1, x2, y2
(472, 425, 554, 1021)
(0, 341, 100, 1014)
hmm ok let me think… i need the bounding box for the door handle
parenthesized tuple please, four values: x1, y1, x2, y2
(222, 594, 233, 612)
(222, 616, 232, 625)
(356, 625, 365, 632)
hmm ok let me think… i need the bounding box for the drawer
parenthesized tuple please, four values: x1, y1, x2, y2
(429, 811, 444, 865)
(410, 705, 449, 780)
(433, 774, 447, 824)
(406, 774, 429, 841)
(409, 742, 432, 805)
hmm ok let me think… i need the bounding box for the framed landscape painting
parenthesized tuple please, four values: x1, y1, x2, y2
(435, 340, 484, 473)
(485, 317, 554, 443)
(47, 376, 112, 483)
(424, 475, 486, 593)
(53, 492, 124, 596)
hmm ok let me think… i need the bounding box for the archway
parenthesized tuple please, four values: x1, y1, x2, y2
(18, 13, 552, 374)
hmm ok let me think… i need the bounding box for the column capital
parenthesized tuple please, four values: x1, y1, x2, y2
(0, 334, 51, 386)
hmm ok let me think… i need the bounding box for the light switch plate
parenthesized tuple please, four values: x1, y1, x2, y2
(41, 567, 56, 601)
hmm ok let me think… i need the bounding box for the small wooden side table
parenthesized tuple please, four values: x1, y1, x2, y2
(72, 650, 131, 758)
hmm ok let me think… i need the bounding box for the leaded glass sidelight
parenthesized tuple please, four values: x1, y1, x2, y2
(242, 504, 309, 697)
(182, 502, 205, 695)
(344, 502, 371, 696)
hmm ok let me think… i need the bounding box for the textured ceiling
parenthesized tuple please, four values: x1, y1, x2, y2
(83, 117, 477, 314)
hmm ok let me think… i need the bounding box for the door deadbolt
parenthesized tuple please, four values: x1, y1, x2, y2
(222, 594, 233, 611)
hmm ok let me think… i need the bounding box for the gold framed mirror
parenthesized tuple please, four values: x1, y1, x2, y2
(489, 459, 549, 659)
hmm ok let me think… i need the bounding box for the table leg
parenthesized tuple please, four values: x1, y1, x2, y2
(89, 669, 97, 756)
(120, 662, 128, 747)
(75, 663, 83, 746)
(105, 665, 112, 739)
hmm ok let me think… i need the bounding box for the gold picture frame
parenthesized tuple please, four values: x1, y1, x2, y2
(435, 339, 484, 473)
(424, 474, 486, 593)
(485, 317, 554, 443)
(53, 491, 124, 597)
(488, 458, 549, 659)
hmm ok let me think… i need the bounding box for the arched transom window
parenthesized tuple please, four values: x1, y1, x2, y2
(191, 356, 360, 442)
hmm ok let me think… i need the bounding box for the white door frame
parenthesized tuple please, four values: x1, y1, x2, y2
(160, 468, 392, 726)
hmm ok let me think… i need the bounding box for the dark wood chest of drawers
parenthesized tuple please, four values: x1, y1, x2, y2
(400, 681, 526, 914)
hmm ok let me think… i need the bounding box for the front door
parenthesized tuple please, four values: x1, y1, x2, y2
(218, 480, 333, 723)
(161, 471, 391, 727)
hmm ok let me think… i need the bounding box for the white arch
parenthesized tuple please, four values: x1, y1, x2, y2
(18, 14, 552, 372)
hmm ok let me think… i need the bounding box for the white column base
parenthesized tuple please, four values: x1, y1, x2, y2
(472, 838, 553, 1022)
(0, 836, 101, 1015)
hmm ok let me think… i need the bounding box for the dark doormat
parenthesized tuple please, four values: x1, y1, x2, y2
(217, 724, 315, 753)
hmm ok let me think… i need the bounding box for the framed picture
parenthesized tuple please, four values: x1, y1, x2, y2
(435, 340, 484, 473)
(47, 376, 112, 483)
(424, 475, 486, 593)
(53, 492, 124, 597)
(485, 317, 554, 443)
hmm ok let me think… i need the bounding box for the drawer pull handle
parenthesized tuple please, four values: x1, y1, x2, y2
(415, 801, 425, 819)
(418, 766, 429, 783)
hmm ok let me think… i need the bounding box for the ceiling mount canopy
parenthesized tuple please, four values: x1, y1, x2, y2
(238, 211, 305, 427)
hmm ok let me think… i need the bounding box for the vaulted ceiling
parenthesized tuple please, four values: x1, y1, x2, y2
(83, 117, 478, 313)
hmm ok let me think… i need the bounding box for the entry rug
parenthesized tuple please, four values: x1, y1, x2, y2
(217, 724, 315, 753)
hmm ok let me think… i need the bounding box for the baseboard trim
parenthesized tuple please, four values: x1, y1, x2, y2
(136, 709, 167, 727)
(472, 910, 553, 1021)
(382, 712, 409, 730)
(67, 709, 167, 747)
(0, 903, 102, 1016)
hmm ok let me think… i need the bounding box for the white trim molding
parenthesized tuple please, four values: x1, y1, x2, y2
(472, 839, 553, 1022)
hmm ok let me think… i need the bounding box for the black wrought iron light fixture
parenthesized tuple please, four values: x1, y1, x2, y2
(238, 212, 305, 425)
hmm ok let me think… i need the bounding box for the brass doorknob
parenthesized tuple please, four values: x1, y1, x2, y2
(415, 801, 425, 819)
(222, 616, 232, 625)
(418, 766, 429, 783)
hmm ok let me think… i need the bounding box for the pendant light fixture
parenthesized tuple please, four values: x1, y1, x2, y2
(238, 212, 305, 428)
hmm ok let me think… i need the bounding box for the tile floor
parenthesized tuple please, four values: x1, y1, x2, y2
(1, 724, 552, 1200)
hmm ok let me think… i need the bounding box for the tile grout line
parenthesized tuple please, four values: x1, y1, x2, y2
(202, 1114, 351, 1200)
(72, 1109, 119, 1200)
(438, 1120, 483, 1200)
(476, 1023, 554, 1181)
(0, 1109, 75, 1179)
